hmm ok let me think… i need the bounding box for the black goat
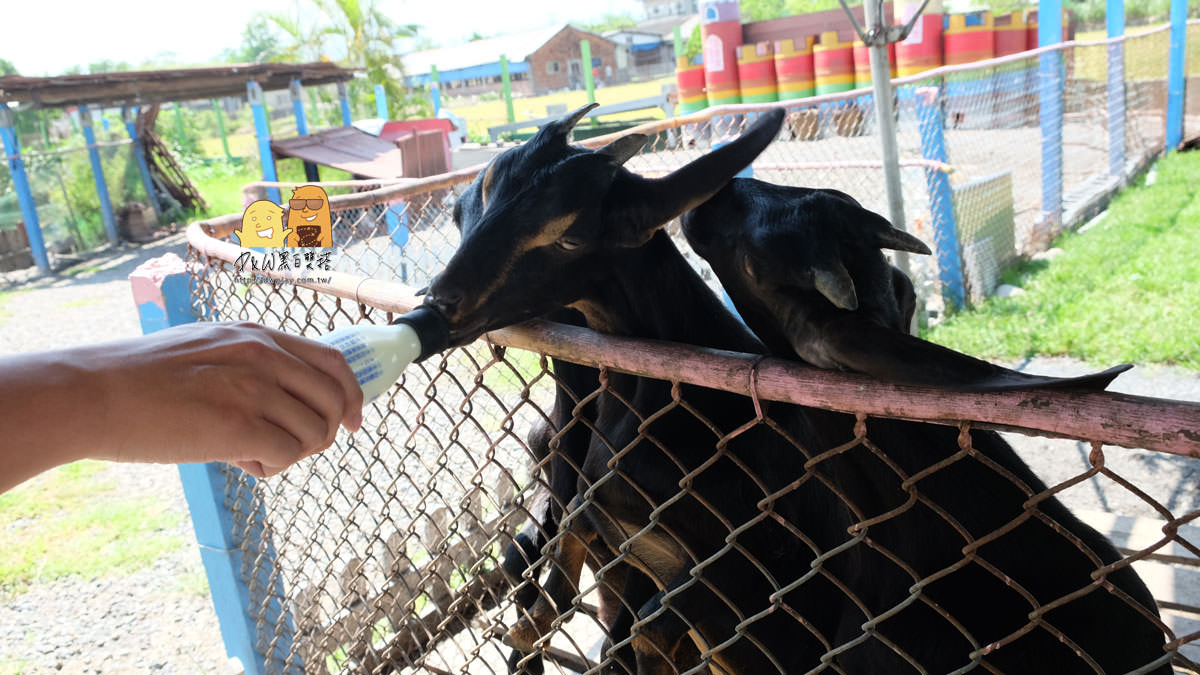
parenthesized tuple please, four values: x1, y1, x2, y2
(425, 107, 882, 672)
(680, 179, 1171, 673)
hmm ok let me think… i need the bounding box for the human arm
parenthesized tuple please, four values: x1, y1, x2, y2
(0, 322, 364, 493)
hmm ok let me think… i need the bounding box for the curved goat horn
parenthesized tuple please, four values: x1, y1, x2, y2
(876, 227, 931, 255)
(554, 103, 599, 137)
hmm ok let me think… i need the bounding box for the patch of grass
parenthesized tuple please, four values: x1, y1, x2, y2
(189, 158, 358, 220)
(446, 77, 676, 141)
(62, 264, 103, 277)
(0, 460, 186, 596)
(174, 569, 211, 598)
(924, 151, 1200, 369)
(0, 290, 21, 323)
(57, 297, 104, 310)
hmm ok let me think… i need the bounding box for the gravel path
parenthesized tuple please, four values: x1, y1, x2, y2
(1, 235, 227, 674)
(1, 231, 1197, 674)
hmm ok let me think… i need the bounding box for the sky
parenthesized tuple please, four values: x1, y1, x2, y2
(3, 0, 644, 77)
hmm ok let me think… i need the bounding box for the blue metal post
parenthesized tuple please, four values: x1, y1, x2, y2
(1107, 0, 1126, 177)
(123, 106, 164, 222)
(1038, 0, 1064, 239)
(374, 83, 388, 120)
(290, 79, 320, 183)
(915, 87, 966, 312)
(247, 82, 281, 205)
(0, 106, 51, 273)
(337, 82, 353, 126)
(130, 254, 297, 674)
(79, 104, 119, 245)
(431, 65, 442, 117)
(1166, 0, 1187, 150)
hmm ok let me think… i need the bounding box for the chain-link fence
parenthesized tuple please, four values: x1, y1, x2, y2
(179, 28, 1199, 674)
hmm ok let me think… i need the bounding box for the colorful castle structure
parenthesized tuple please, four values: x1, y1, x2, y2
(673, 1, 1070, 107)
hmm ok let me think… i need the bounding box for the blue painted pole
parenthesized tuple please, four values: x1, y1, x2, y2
(337, 82, 353, 126)
(247, 82, 281, 205)
(290, 79, 320, 183)
(1106, 0, 1126, 177)
(915, 87, 966, 312)
(79, 105, 119, 245)
(1166, 0, 1187, 151)
(374, 83, 388, 120)
(431, 65, 442, 117)
(123, 107, 164, 223)
(1037, 0, 1064, 243)
(130, 254, 297, 675)
(0, 106, 51, 273)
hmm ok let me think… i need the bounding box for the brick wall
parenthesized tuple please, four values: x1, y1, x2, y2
(527, 27, 619, 93)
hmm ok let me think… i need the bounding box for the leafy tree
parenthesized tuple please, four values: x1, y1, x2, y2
(581, 12, 637, 33)
(468, 31, 488, 42)
(222, 14, 285, 63)
(0, 58, 17, 76)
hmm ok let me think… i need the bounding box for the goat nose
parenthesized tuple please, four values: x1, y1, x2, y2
(428, 288, 464, 318)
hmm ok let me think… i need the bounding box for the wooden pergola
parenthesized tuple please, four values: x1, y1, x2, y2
(0, 62, 357, 271)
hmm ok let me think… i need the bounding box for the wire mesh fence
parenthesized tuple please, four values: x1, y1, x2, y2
(179, 29, 1199, 675)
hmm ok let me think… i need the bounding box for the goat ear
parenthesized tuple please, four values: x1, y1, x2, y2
(801, 315, 1133, 392)
(814, 263, 858, 311)
(610, 109, 785, 243)
(597, 133, 648, 165)
(890, 265, 918, 334)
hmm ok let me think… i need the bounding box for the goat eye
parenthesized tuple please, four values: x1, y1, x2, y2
(556, 237, 584, 251)
(742, 254, 757, 281)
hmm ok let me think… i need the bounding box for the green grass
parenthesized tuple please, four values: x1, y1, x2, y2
(56, 297, 105, 310)
(923, 151, 1200, 369)
(0, 460, 186, 596)
(0, 290, 20, 324)
(61, 264, 103, 277)
(189, 158, 358, 220)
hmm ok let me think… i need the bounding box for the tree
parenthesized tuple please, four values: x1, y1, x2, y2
(581, 12, 637, 33)
(0, 58, 17, 77)
(222, 14, 286, 64)
(260, 0, 429, 120)
(739, 0, 859, 21)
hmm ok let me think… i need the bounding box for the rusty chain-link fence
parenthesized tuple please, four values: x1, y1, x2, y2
(183, 30, 1200, 674)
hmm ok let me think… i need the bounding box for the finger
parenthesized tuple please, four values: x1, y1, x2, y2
(269, 331, 364, 429)
(264, 345, 360, 444)
(256, 383, 336, 456)
(229, 417, 305, 474)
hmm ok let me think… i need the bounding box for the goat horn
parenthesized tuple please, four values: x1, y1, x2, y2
(814, 264, 858, 311)
(555, 103, 599, 136)
(876, 227, 931, 255)
(597, 134, 648, 165)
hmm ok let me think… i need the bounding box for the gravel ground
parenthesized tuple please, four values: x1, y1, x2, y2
(0, 235, 228, 674)
(1, 230, 1197, 674)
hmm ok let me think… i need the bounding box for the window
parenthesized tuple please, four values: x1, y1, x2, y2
(546, 60, 561, 74)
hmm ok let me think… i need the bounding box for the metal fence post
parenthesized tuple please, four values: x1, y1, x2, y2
(915, 86, 966, 312)
(79, 104, 119, 245)
(0, 106, 51, 273)
(129, 253, 297, 674)
(1107, 0, 1126, 177)
(122, 106, 164, 223)
(337, 82, 353, 127)
(1166, 0, 1187, 150)
(501, 54, 515, 124)
(374, 83, 388, 120)
(212, 99, 235, 162)
(1037, 0, 1064, 247)
(431, 65, 442, 117)
(290, 79, 320, 182)
(247, 82, 281, 205)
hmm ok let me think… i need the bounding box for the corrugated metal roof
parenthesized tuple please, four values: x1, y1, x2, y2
(270, 127, 406, 179)
(401, 26, 563, 76)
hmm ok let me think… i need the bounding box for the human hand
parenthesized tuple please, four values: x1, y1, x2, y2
(72, 321, 363, 477)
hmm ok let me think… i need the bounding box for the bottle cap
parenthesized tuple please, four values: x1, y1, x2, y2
(391, 306, 450, 362)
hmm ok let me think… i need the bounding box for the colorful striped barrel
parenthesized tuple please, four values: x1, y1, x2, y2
(737, 42, 778, 103)
(895, 0, 943, 77)
(774, 37, 815, 100)
(943, 11, 996, 65)
(1025, 9, 1072, 47)
(852, 41, 897, 88)
(676, 57, 709, 113)
(813, 30, 855, 95)
(702, 20, 744, 105)
(994, 10, 1029, 56)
